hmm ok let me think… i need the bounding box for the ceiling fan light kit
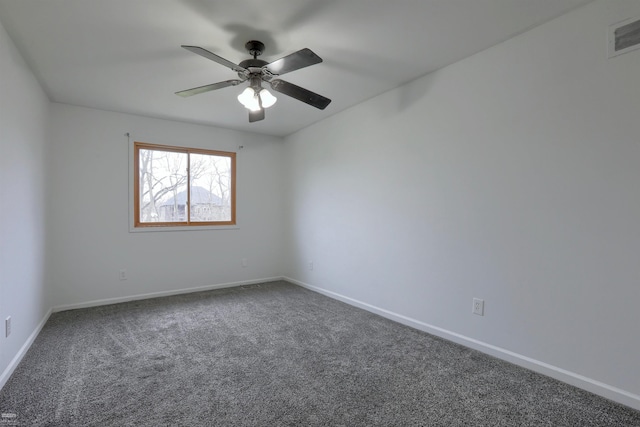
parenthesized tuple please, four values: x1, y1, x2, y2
(176, 40, 331, 123)
(237, 86, 277, 111)
(236, 74, 277, 112)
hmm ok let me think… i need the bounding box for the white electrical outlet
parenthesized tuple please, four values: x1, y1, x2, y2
(241, 258, 248, 268)
(473, 298, 485, 316)
(119, 270, 127, 281)
(309, 261, 314, 271)
(5, 316, 11, 337)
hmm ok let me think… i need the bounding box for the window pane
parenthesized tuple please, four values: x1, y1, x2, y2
(138, 149, 188, 223)
(134, 142, 235, 227)
(189, 153, 232, 222)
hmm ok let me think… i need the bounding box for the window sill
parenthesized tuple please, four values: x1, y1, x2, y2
(129, 224, 240, 233)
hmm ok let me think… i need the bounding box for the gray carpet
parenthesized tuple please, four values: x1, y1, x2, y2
(1, 281, 639, 426)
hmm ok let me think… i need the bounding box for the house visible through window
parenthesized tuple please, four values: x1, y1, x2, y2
(134, 142, 236, 227)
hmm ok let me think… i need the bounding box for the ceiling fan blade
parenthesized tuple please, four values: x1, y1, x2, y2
(265, 48, 322, 76)
(270, 79, 331, 110)
(181, 45, 247, 73)
(175, 80, 243, 97)
(249, 108, 265, 123)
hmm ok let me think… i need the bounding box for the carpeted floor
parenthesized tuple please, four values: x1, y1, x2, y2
(1, 280, 639, 426)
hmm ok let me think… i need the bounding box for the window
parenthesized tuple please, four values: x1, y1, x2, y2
(134, 142, 236, 227)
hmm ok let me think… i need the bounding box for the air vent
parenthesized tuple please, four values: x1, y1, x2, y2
(609, 16, 640, 58)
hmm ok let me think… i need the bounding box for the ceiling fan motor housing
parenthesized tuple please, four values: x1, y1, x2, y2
(239, 41, 269, 80)
(238, 58, 268, 69)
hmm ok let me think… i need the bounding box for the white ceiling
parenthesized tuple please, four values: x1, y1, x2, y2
(0, 0, 593, 137)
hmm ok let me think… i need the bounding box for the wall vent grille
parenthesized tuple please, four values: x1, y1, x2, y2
(609, 16, 640, 58)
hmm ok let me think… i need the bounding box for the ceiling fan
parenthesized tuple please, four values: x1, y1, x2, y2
(176, 40, 331, 123)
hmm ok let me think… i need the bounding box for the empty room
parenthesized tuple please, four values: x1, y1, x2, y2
(1, 0, 640, 425)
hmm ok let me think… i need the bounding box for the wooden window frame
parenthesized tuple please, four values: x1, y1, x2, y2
(134, 141, 236, 228)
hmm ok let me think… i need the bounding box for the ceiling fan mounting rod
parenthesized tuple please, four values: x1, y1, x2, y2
(238, 41, 269, 76)
(245, 40, 265, 59)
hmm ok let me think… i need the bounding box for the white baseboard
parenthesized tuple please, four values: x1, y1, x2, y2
(284, 277, 640, 412)
(52, 277, 284, 312)
(0, 308, 52, 391)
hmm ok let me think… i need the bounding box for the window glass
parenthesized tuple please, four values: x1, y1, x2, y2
(134, 142, 236, 227)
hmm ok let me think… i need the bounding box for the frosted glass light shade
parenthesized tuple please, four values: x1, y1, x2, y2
(237, 87, 260, 111)
(259, 89, 277, 108)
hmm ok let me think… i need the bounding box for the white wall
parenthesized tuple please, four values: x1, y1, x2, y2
(48, 104, 285, 308)
(0, 21, 51, 386)
(3, 0, 640, 411)
(283, 0, 640, 408)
